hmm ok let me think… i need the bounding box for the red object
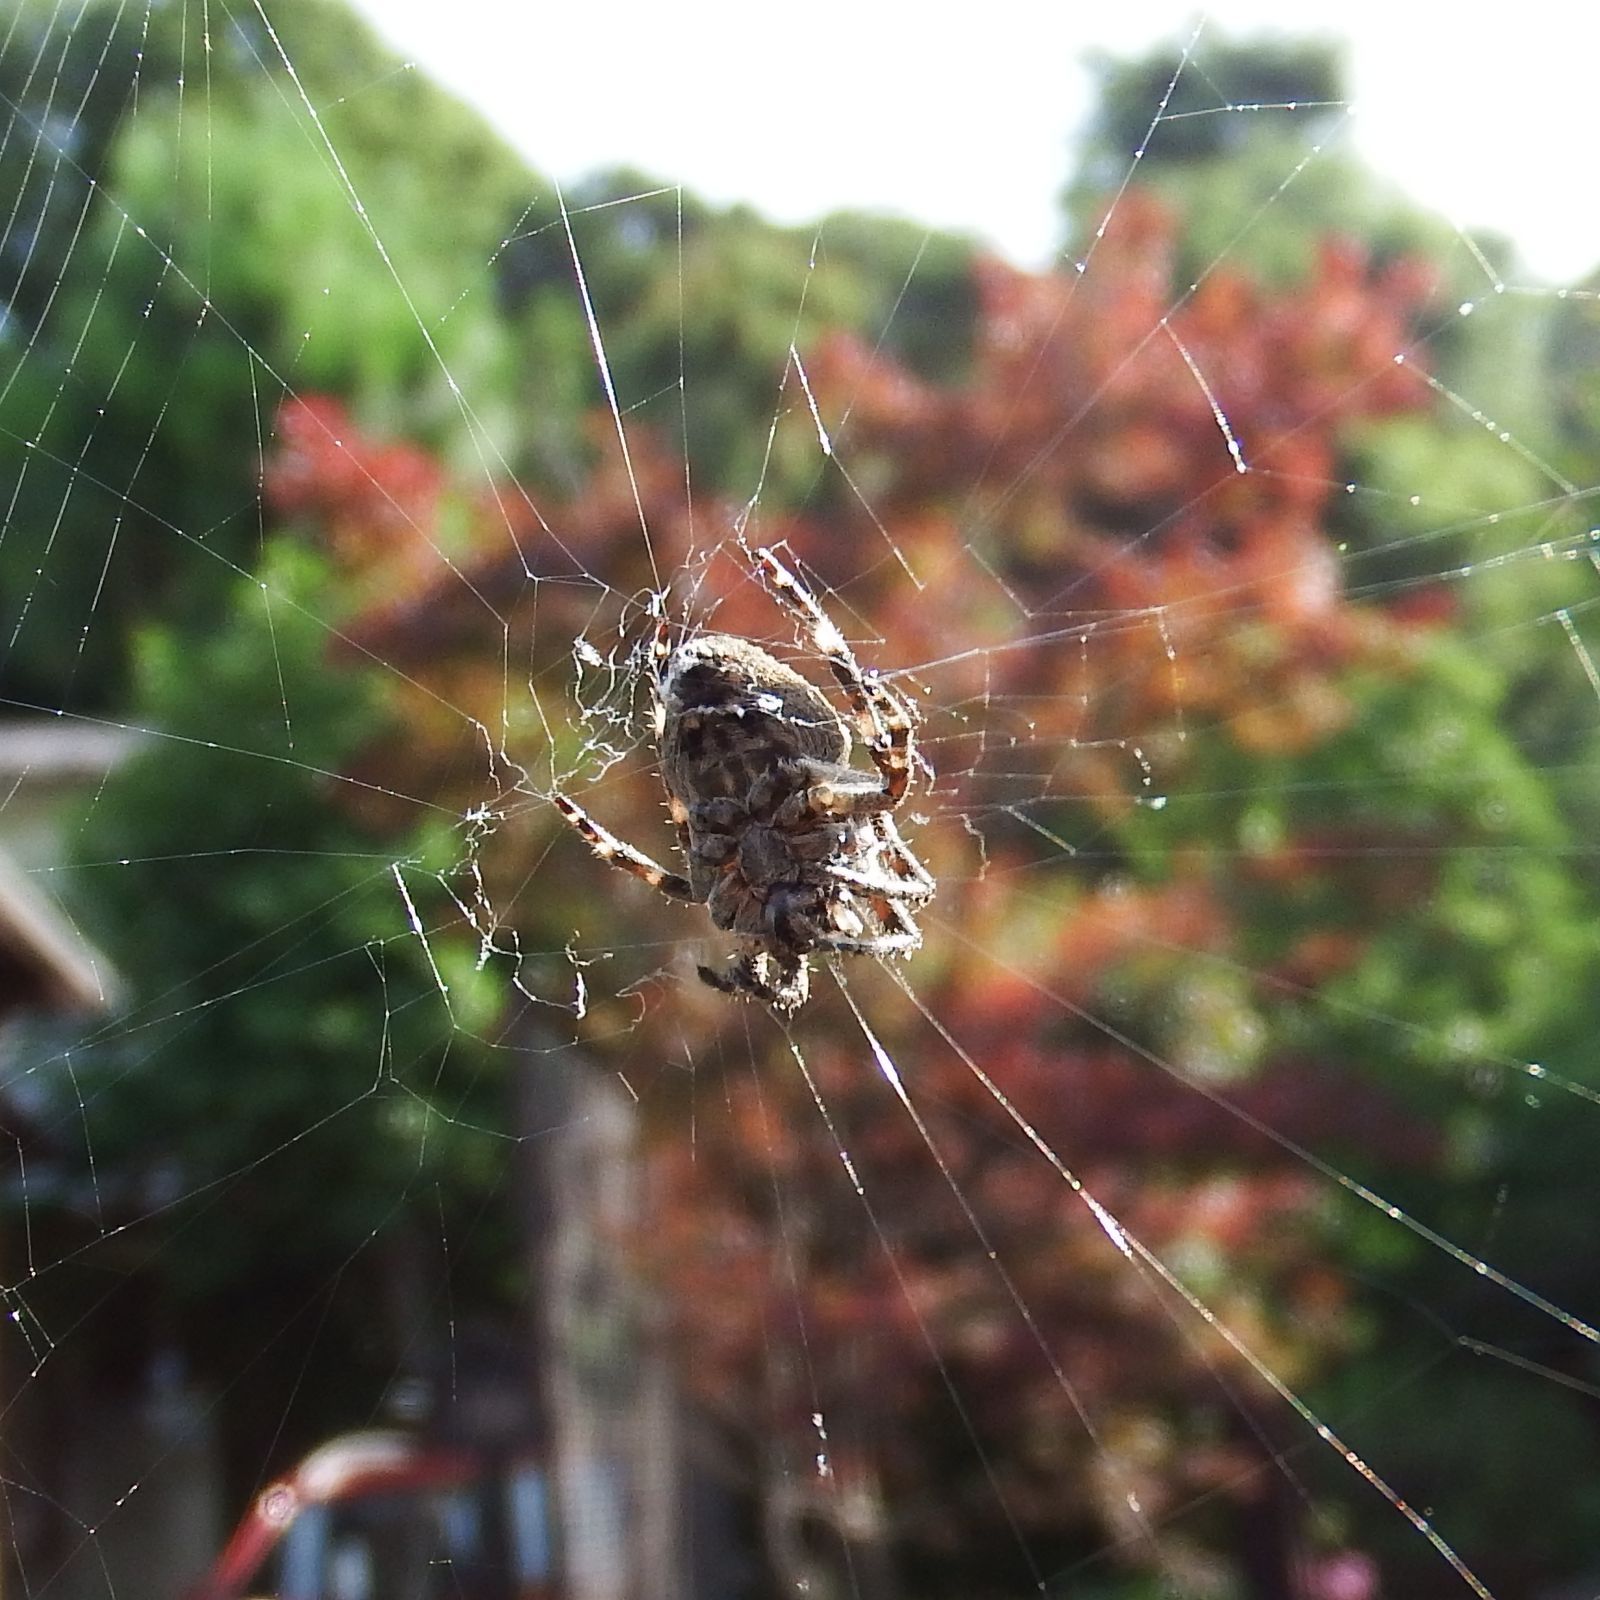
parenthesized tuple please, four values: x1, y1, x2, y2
(188, 1430, 554, 1600)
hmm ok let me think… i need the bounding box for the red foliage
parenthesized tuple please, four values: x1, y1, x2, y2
(785, 192, 1439, 781)
(266, 395, 445, 587)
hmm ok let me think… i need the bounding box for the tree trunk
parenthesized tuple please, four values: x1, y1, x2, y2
(512, 1017, 689, 1600)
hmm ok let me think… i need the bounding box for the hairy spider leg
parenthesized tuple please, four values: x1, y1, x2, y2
(778, 763, 908, 822)
(815, 925, 922, 956)
(649, 617, 675, 692)
(815, 885, 925, 954)
(807, 855, 933, 902)
(867, 811, 937, 895)
(695, 960, 750, 997)
(648, 618, 675, 743)
(697, 950, 809, 1011)
(649, 622, 719, 883)
(552, 793, 698, 903)
(753, 546, 918, 806)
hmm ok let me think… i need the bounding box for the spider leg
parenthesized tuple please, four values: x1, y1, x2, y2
(784, 827, 853, 864)
(668, 792, 733, 901)
(813, 879, 924, 954)
(685, 849, 727, 904)
(695, 956, 755, 997)
(754, 547, 921, 808)
(706, 873, 767, 936)
(809, 875, 926, 954)
(773, 762, 902, 822)
(865, 815, 937, 896)
(688, 831, 737, 867)
(803, 858, 934, 902)
(649, 618, 675, 742)
(774, 796, 934, 900)
(697, 948, 809, 1011)
(812, 926, 922, 957)
(689, 798, 745, 832)
(553, 794, 698, 903)
(763, 883, 870, 951)
(698, 953, 785, 1006)
(852, 678, 918, 808)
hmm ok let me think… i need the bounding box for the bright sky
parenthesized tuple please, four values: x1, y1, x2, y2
(348, 1, 1598, 285)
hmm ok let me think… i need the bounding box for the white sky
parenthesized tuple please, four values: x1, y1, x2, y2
(348, 1, 1599, 285)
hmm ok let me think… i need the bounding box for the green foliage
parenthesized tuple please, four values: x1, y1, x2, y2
(1067, 35, 1499, 293)
(1142, 612, 1600, 1580)
(0, 0, 166, 332)
(1122, 615, 1600, 1100)
(0, 3, 977, 710)
(1080, 36, 1346, 178)
(0, 0, 545, 709)
(506, 167, 976, 491)
(71, 540, 505, 1310)
(1328, 644, 1595, 1068)
(1310, 1343, 1600, 1596)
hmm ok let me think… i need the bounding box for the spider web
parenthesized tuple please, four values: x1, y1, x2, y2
(2, 5, 1599, 1600)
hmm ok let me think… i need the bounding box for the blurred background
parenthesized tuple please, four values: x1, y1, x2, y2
(2, 3, 1599, 1598)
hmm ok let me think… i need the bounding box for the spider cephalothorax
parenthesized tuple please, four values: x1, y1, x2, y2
(554, 548, 934, 1010)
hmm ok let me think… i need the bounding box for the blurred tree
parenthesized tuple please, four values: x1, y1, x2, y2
(1077, 35, 1344, 176)
(1067, 33, 1588, 662)
(628, 202, 1455, 1598)
(0, 0, 539, 711)
(0, 0, 178, 709)
(0, 0, 975, 717)
(493, 166, 975, 496)
(1067, 36, 1444, 286)
(61, 540, 509, 1491)
(1056, 40, 1600, 1593)
(7, 3, 976, 1517)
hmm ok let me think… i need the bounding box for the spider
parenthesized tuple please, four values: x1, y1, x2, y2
(553, 547, 934, 1011)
